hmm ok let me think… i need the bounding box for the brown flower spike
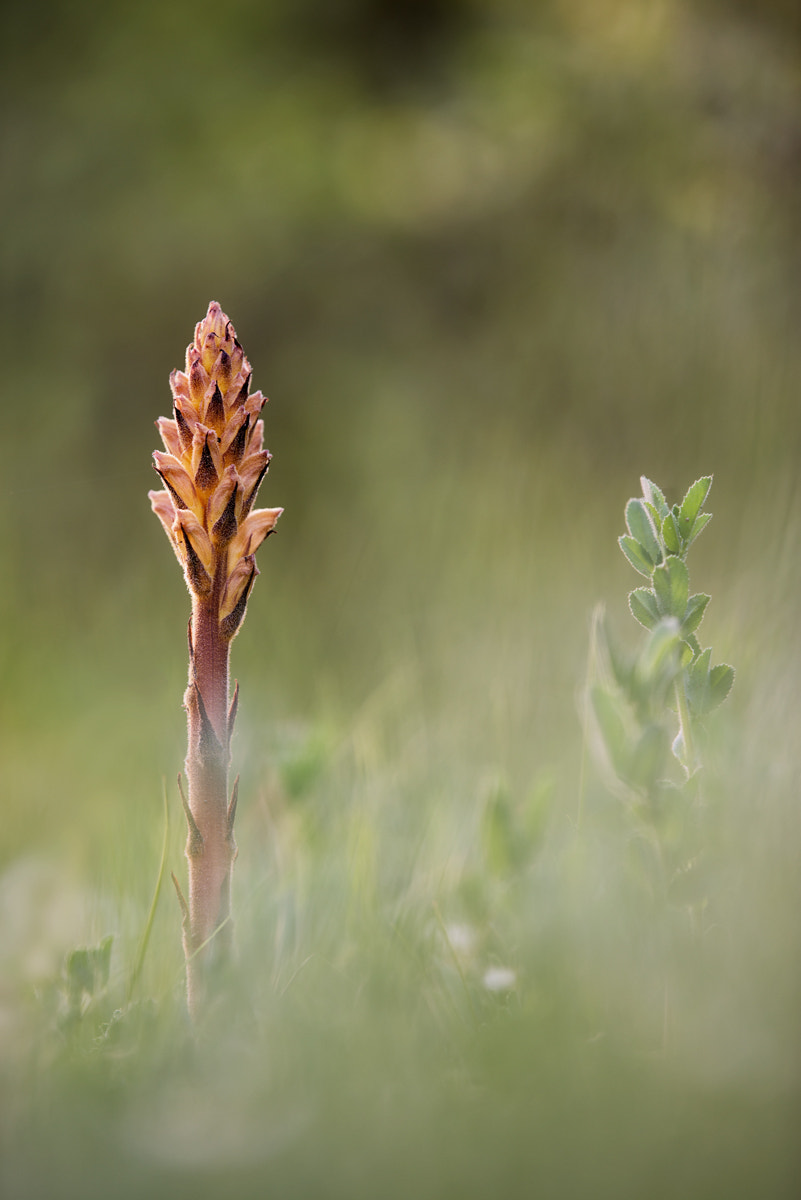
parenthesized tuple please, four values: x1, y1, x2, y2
(149, 302, 282, 1013)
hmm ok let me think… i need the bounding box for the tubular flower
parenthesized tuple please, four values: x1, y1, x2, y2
(149, 302, 282, 638)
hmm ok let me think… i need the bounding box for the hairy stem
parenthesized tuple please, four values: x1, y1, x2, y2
(182, 563, 237, 1016)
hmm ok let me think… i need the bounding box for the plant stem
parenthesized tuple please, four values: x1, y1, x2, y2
(181, 562, 237, 1016)
(674, 675, 696, 776)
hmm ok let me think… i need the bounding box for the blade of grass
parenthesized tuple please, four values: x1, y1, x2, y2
(127, 779, 171, 1003)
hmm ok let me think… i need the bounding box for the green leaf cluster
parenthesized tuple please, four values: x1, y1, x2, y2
(590, 475, 733, 821)
(587, 476, 737, 935)
(619, 477, 733, 722)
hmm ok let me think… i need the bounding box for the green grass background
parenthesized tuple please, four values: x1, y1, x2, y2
(1, 1, 800, 1196)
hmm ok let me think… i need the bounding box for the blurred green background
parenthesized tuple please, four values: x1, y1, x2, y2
(1, 1, 801, 1197)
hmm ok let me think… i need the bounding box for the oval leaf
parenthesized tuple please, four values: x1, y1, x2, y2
(681, 592, 710, 637)
(686, 647, 712, 715)
(680, 476, 712, 527)
(686, 510, 713, 546)
(640, 477, 669, 521)
(625, 499, 661, 565)
(644, 501, 662, 532)
(619, 535, 654, 578)
(652, 556, 689, 619)
(629, 588, 661, 630)
(662, 511, 682, 555)
(708, 663, 734, 710)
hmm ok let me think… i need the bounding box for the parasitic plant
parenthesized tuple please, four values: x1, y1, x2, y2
(149, 302, 282, 1015)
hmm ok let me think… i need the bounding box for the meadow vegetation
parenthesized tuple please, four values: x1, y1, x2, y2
(1, 2, 800, 1196)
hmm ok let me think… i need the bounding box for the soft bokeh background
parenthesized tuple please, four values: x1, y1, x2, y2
(2, 1, 800, 1197)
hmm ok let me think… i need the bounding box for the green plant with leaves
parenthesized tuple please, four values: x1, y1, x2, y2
(618, 475, 734, 776)
(587, 477, 735, 1051)
(588, 476, 734, 844)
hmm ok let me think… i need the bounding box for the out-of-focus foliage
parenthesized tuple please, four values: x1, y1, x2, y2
(2, 0, 800, 706)
(1, 3, 801, 1198)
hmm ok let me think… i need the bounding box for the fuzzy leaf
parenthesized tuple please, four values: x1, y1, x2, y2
(625, 499, 661, 566)
(686, 511, 713, 546)
(653, 556, 689, 619)
(619, 535, 654, 578)
(661, 511, 682, 555)
(681, 592, 710, 637)
(643, 501, 662, 534)
(629, 588, 661, 630)
(685, 647, 712, 715)
(690, 645, 712, 680)
(680, 476, 712, 529)
(708, 663, 735, 711)
(640, 477, 669, 521)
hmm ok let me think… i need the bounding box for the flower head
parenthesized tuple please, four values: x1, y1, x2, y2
(149, 302, 282, 637)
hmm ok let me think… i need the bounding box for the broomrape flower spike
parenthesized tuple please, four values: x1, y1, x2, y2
(149, 302, 282, 1016)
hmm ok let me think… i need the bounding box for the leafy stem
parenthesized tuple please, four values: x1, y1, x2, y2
(618, 475, 734, 777)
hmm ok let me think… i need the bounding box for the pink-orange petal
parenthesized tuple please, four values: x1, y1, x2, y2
(149, 490, 182, 562)
(149, 488, 177, 535)
(220, 407, 249, 458)
(248, 418, 265, 456)
(174, 509, 214, 574)
(173, 396, 199, 441)
(188, 349, 210, 405)
(152, 451, 197, 511)
(220, 555, 257, 622)
(156, 416, 183, 458)
(229, 507, 283, 564)
(169, 369, 190, 401)
(238, 449, 270, 495)
(207, 465, 238, 529)
(245, 391, 266, 418)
